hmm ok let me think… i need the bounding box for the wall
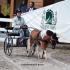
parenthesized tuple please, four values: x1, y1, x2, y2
(0, 0, 2, 5)
(28, 0, 64, 8)
(28, 0, 43, 8)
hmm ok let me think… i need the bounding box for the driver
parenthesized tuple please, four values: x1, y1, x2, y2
(13, 9, 29, 47)
(13, 9, 25, 34)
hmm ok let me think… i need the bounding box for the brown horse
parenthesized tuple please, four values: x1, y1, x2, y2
(27, 29, 58, 59)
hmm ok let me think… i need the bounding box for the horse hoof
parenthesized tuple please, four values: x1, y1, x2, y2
(27, 53, 30, 57)
(26, 52, 30, 57)
(52, 45, 55, 49)
(27, 50, 28, 53)
(38, 55, 44, 59)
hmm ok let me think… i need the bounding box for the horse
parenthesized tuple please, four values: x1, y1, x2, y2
(27, 29, 58, 59)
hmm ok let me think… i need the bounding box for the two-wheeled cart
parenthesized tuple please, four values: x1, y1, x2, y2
(4, 25, 29, 56)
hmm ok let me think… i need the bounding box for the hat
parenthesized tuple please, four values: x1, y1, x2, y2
(16, 9, 22, 13)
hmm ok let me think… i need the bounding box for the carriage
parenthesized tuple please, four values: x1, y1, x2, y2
(4, 25, 30, 56)
(4, 24, 58, 58)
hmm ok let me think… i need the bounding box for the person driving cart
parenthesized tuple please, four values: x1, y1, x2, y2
(13, 9, 29, 46)
(13, 9, 25, 33)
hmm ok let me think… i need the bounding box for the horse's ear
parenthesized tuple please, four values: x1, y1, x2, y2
(46, 30, 53, 36)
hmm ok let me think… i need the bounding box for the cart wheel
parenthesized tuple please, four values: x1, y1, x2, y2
(4, 36, 13, 56)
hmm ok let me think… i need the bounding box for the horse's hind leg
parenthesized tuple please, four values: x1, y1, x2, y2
(26, 38, 31, 56)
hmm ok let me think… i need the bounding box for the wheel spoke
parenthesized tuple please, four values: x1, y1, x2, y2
(4, 36, 13, 56)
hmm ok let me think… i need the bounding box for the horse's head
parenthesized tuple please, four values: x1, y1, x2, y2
(51, 33, 58, 43)
(50, 32, 58, 49)
(45, 30, 58, 43)
(42, 30, 53, 43)
(46, 30, 53, 36)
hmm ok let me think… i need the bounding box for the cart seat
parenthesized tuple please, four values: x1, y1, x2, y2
(8, 32, 20, 36)
(5, 27, 14, 30)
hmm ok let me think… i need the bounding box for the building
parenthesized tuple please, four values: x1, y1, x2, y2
(0, 0, 64, 17)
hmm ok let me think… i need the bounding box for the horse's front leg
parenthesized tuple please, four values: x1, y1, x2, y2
(27, 39, 35, 56)
(26, 38, 32, 56)
(26, 38, 30, 56)
(39, 48, 47, 60)
(36, 44, 40, 59)
(31, 43, 36, 55)
(39, 41, 48, 60)
(43, 49, 47, 60)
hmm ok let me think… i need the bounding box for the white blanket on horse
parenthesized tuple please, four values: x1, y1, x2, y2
(40, 30, 47, 39)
